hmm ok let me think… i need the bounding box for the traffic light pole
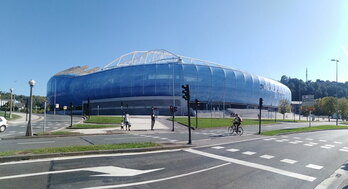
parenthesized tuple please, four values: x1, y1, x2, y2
(187, 97, 191, 144)
(182, 84, 192, 144)
(172, 110, 175, 132)
(259, 98, 263, 134)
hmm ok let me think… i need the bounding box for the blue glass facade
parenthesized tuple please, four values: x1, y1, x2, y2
(47, 62, 291, 115)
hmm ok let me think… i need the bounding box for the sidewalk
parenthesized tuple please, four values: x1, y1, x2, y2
(7, 112, 42, 124)
(69, 116, 171, 134)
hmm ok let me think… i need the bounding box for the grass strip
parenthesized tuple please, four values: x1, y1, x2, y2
(0, 142, 159, 156)
(172, 118, 278, 128)
(261, 125, 348, 136)
(69, 124, 119, 129)
(0, 112, 21, 120)
(36, 131, 81, 136)
(84, 116, 123, 124)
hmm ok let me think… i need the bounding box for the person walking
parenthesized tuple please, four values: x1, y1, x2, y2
(151, 113, 155, 130)
(124, 112, 131, 131)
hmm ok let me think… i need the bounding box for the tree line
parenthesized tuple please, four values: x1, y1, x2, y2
(280, 75, 348, 101)
(280, 75, 348, 120)
(0, 91, 47, 112)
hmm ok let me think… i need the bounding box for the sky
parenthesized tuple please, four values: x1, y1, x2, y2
(0, 0, 348, 97)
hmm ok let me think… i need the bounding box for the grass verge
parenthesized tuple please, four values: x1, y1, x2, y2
(172, 118, 278, 128)
(261, 125, 348, 136)
(36, 131, 81, 136)
(84, 116, 123, 124)
(69, 124, 119, 129)
(0, 142, 159, 157)
(0, 111, 21, 120)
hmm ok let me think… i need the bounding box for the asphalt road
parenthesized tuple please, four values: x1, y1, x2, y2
(0, 114, 81, 138)
(0, 118, 344, 152)
(1, 130, 348, 189)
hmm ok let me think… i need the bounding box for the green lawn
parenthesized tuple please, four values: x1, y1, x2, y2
(261, 125, 348, 136)
(84, 116, 123, 124)
(172, 118, 278, 128)
(36, 131, 81, 136)
(69, 124, 119, 129)
(0, 142, 159, 156)
(0, 111, 21, 120)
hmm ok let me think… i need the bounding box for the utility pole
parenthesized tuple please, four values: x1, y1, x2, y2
(331, 59, 339, 125)
(70, 102, 73, 127)
(195, 99, 199, 129)
(9, 88, 13, 119)
(26, 80, 35, 136)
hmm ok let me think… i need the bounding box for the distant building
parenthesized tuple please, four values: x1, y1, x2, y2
(0, 99, 9, 107)
(47, 50, 291, 115)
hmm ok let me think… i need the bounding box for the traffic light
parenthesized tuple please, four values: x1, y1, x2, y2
(182, 84, 190, 101)
(169, 106, 178, 112)
(259, 98, 263, 109)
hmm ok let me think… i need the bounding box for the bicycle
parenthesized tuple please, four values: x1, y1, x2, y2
(228, 123, 244, 136)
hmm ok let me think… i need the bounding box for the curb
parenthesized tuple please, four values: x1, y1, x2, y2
(0, 144, 192, 163)
(267, 128, 348, 136)
(0, 132, 127, 140)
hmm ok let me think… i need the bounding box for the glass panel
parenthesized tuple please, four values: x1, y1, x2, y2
(196, 65, 212, 102)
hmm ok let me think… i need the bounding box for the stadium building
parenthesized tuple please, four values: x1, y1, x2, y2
(47, 50, 291, 115)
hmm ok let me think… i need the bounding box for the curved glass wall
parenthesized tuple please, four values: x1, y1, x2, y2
(47, 62, 291, 111)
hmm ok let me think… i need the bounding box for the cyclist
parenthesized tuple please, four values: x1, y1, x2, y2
(233, 113, 243, 133)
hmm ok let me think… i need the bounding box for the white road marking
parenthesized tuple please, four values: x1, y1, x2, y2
(319, 140, 327, 142)
(152, 136, 160, 138)
(184, 149, 316, 182)
(339, 149, 348, 152)
(83, 162, 230, 189)
(293, 137, 301, 139)
(304, 144, 313, 147)
(18, 141, 55, 145)
(169, 140, 178, 142)
(260, 155, 274, 159)
(334, 141, 342, 144)
(306, 164, 323, 170)
(160, 138, 168, 140)
(104, 137, 145, 140)
(211, 146, 225, 149)
(306, 138, 313, 141)
(0, 166, 163, 180)
(242, 151, 256, 155)
(324, 144, 335, 147)
(226, 148, 240, 152)
(289, 140, 303, 144)
(320, 146, 331, 149)
(281, 159, 298, 164)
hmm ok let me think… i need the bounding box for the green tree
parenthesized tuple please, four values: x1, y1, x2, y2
(278, 99, 291, 120)
(338, 98, 348, 120)
(320, 97, 336, 120)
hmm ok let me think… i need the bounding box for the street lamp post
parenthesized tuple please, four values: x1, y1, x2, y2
(331, 59, 339, 125)
(9, 88, 14, 119)
(26, 80, 35, 136)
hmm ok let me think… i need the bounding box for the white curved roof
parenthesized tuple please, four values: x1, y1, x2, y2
(102, 49, 232, 70)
